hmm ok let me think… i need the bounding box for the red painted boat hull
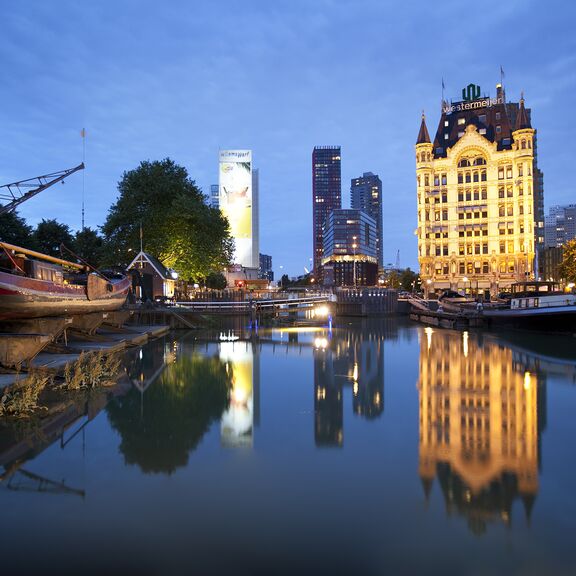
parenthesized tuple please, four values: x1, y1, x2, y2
(0, 270, 131, 320)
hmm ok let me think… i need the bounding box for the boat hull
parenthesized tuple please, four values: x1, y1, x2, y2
(483, 305, 576, 332)
(0, 270, 131, 320)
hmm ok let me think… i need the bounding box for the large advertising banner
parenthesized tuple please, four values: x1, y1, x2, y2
(219, 150, 252, 268)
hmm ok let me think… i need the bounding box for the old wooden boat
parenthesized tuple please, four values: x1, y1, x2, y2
(0, 242, 131, 320)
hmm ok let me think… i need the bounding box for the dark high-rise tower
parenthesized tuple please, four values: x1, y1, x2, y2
(312, 146, 341, 275)
(351, 172, 383, 269)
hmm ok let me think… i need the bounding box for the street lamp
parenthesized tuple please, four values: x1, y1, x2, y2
(463, 276, 469, 296)
(352, 235, 357, 288)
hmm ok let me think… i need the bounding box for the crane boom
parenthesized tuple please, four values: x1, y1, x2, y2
(0, 162, 84, 216)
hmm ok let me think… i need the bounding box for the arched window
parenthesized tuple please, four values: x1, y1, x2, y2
(458, 159, 470, 168)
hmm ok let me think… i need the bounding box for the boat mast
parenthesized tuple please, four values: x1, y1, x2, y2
(0, 241, 85, 270)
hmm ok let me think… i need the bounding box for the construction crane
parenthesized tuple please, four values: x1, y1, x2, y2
(0, 163, 84, 217)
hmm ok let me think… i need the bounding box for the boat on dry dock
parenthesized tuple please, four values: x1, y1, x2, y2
(0, 241, 131, 320)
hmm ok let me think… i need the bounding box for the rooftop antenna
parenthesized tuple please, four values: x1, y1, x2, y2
(81, 128, 86, 230)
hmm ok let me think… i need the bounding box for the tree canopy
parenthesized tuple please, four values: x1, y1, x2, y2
(32, 218, 74, 257)
(559, 239, 576, 284)
(0, 210, 34, 247)
(101, 158, 234, 281)
(73, 227, 104, 267)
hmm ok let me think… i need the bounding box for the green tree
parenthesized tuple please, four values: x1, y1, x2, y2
(0, 210, 34, 247)
(559, 239, 576, 283)
(73, 227, 104, 267)
(205, 271, 227, 289)
(32, 219, 74, 257)
(386, 270, 401, 289)
(399, 267, 419, 291)
(101, 159, 233, 280)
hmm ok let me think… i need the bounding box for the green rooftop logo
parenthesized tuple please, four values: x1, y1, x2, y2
(462, 83, 481, 102)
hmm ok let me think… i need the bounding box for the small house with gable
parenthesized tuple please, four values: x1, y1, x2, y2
(126, 251, 177, 302)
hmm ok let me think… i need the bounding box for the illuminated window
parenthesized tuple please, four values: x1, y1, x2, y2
(458, 118, 465, 125)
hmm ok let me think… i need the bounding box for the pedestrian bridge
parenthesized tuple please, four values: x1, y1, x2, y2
(173, 294, 334, 314)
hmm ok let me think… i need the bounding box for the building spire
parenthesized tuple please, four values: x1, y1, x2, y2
(514, 92, 531, 130)
(417, 111, 431, 144)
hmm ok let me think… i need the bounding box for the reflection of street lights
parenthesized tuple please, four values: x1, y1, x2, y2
(352, 235, 357, 288)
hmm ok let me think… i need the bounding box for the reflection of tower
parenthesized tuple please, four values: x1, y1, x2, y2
(220, 341, 260, 448)
(314, 346, 343, 447)
(351, 334, 384, 419)
(313, 321, 385, 447)
(418, 329, 542, 534)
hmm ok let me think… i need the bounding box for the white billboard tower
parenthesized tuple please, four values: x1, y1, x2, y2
(219, 150, 258, 270)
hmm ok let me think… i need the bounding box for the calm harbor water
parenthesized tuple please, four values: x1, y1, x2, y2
(1, 318, 576, 575)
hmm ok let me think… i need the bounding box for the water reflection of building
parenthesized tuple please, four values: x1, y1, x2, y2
(220, 341, 260, 448)
(418, 328, 545, 534)
(314, 320, 384, 447)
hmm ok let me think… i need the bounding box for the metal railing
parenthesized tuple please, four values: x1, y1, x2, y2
(172, 295, 332, 312)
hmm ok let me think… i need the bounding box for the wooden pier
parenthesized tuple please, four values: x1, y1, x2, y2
(0, 308, 169, 385)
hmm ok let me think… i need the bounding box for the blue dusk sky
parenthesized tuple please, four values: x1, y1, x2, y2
(1, 0, 575, 277)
